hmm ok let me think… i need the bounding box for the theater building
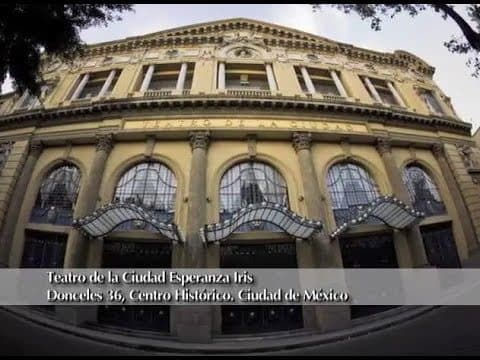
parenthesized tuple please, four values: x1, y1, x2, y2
(0, 18, 480, 351)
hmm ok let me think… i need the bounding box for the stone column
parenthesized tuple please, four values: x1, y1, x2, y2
(265, 63, 278, 92)
(432, 143, 478, 251)
(218, 62, 225, 91)
(98, 69, 116, 98)
(387, 81, 406, 107)
(292, 132, 350, 332)
(0, 141, 43, 267)
(300, 66, 316, 94)
(173, 131, 212, 342)
(176, 62, 188, 92)
(63, 133, 113, 268)
(363, 76, 382, 103)
(140, 64, 155, 92)
(70, 73, 90, 100)
(376, 138, 428, 267)
(330, 70, 348, 97)
(57, 134, 113, 326)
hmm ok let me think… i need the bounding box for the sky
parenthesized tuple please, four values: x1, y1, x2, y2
(2, 4, 479, 132)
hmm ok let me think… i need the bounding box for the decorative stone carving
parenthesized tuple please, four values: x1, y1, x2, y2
(292, 132, 312, 152)
(376, 138, 392, 155)
(95, 133, 114, 153)
(29, 141, 43, 154)
(189, 131, 210, 150)
(431, 143, 445, 158)
(165, 49, 179, 59)
(0, 141, 13, 170)
(230, 47, 256, 58)
(222, 31, 266, 49)
(457, 144, 479, 169)
(199, 49, 214, 60)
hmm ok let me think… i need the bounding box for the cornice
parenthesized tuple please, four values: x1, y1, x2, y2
(0, 95, 470, 135)
(72, 18, 434, 77)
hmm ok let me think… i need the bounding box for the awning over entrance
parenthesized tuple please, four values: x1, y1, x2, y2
(330, 195, 425, 239)
(200, 202, 323, 245)
(72, 203, 184, 244)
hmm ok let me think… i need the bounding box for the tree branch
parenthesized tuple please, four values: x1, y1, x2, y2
(432, 4, 480, 50)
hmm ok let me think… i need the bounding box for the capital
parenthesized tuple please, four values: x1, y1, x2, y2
(95, 133, 114, 153)
(189, 131, 210, 150)
(292, 132, 312, 152)
(431, 143, 445, 158)
(375, 137, 392, 155)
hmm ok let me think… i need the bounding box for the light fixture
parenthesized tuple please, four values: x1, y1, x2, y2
(73, 202, 184, 244)
(329, 195, 425, 239)
(200, 202, 323, 245)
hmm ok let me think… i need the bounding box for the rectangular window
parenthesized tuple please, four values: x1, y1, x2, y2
(310, 68, 340, 96)
(72, 70, 121, 100)
(294, 66, 346, 97)
(362, 77, 399, 106)
(418, 88, 445, 115)
(140, 63, 194, 92)
(225, 63, 269, 90)
(15, 84, 53, 111)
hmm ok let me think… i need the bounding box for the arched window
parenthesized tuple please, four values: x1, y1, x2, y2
(219, 161, 288, 231)
(113, 162, 177, 225)
(30, 164, 81, 225)
(402, 164, 446, 217)
(327, 162, 380, 225)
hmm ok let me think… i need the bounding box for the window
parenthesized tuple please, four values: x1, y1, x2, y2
(113, 162, 177, 226)
(30, 164, 81, 226)
(402, 165, 446, 217)
(327, 162, 380, 225)
(219, 161, 288, 231)
(295, 66, 347, 97)
(224, 63, 269, 90)
(140, 63, 194, 93)
(418, 88, 445, 115)
(14, 84, 53, 111)
(362, 77, 402, 106)
(71, 69, 120, 100)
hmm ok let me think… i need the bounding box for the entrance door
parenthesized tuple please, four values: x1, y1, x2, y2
(340, 233, 399, 318)
(220, 242, 303, 334)
(421, 222, 461, 268)
(98, 240, 171, 332)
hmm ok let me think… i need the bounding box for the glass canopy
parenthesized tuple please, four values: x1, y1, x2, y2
(73, 202, 184, 244)
(201, 202, 323, 245)
(330, 195, 425, 239)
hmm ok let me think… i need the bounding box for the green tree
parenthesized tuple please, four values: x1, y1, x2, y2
(0, 4, 133, 95)
(312, 4, 480, 77)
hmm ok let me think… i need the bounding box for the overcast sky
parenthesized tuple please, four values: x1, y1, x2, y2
(2, 4, 479, 132)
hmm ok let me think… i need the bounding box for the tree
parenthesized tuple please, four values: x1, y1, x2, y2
(0, 4, 133, 96)
(312, 4, 480, 77)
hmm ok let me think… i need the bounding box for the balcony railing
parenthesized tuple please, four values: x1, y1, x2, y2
(144, 89, 173, 97)
(322, 94, 347, 102)
(226, 89, 271, 97)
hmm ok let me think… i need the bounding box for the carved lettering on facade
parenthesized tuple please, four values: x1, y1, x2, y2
(126, 119, 368, 134)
